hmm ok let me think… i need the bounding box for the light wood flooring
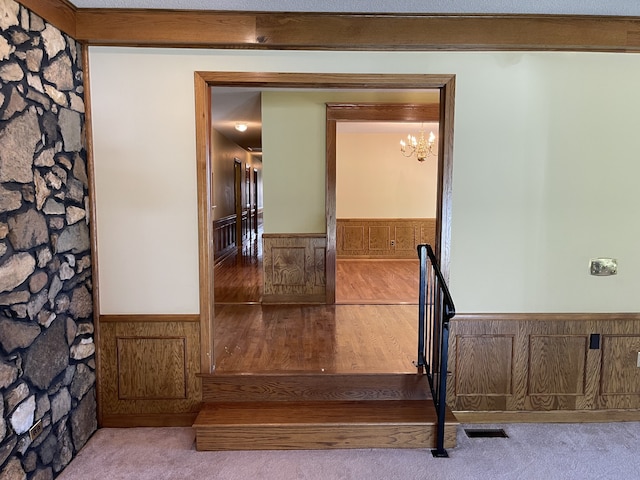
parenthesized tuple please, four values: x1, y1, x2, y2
(213, 234, 420, 374)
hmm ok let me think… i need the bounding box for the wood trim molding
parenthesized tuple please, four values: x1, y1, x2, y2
(196, 72, 457, 371)
(100, 412, 198, 428)
(324, 103, 440, 122)
(100, 314, 200, 323)
(453, 312, 640, 322)
(437, 78, 455, 283)
(19, 3, 640, 52)
(455, 409, 640, 424)
(75, 9, 254, 46)
(18, 0, 77, 37)
(195, 72, 215, 374)
(81, 43, 103, 426)
(197, 72, 456, 89)
(71, 10, 640, 52)
(326, 97, 454, 300)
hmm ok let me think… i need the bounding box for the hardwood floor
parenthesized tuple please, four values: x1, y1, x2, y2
(214, 304, 417, 374)
(336, 259, 419, 304)
(213, 234, 420, 374)
(213, 233, 262, 304)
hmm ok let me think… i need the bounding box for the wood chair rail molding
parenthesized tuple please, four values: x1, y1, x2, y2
(453, 312, 640, 322)
(18, 1, 640, 52)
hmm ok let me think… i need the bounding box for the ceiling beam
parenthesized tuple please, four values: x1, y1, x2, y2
(17, 2, 640, 52)
(75, 11, 640, 52)
(75, 9, 255, 46)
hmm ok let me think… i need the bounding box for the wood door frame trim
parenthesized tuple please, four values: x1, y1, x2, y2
(326, 95, 454, 303)
(195, 71, 455, 371)
(233, 158, 243, 253)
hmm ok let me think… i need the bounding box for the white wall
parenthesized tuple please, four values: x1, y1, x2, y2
(89, 48, 640, 314)
(336, 131, 438, 218)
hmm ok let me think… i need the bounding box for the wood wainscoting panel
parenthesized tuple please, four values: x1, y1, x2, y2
(263, 234, 326, 303)
(395, 225, 416, 253)
(117, 337, 187, 400)
(337, 218, 436, 259)
(213, 214, 237, 265)
(313, 246, 326, 287)
(99, 315, 201, 426)
(368, 226, 391, 251)
(450, 314, 640, 417)
(527, 335, 588, 396)
(343, 226, 365, 251)
(454, 335, 514, 400)
(600, 335, 640, 396)
(272, 247, 306, 286)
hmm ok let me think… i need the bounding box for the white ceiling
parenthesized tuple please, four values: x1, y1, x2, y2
(68, 0, 640, 16)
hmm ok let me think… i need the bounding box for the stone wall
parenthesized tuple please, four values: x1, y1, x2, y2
(0, 1, 96, 479)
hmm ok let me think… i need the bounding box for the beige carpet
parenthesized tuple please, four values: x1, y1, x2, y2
(58, 422, 640, 480)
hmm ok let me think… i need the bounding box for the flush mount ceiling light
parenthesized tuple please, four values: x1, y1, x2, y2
(235, 123, 248, 132)
(400, 128, 436, 162)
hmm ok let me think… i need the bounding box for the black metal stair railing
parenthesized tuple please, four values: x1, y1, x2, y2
(415, 244, 456, 458)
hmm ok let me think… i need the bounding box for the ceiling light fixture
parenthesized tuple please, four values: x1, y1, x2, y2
(235, 123, 248, 132)
(400, 129, 436, 162)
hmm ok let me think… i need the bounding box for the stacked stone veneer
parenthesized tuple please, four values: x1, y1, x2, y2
(0, 1, 97, 479)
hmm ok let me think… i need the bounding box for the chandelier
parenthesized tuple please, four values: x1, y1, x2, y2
(400, 129, 436, 162)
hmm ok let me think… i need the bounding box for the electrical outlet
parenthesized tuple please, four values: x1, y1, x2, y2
(390, 240, 395, 247)
(29, 419, 43, 441)
(637, 352, 640, 368)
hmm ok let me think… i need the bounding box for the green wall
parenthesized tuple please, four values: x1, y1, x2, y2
(89, 48, 640, 313)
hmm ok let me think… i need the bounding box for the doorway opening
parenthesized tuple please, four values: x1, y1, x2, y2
(195, 72, 455, 374)
(331, 106, 441, 305)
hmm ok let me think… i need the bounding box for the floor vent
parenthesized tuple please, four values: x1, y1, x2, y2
(464, 428, 509, 438)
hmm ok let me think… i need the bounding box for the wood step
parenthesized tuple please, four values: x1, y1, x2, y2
(200, 373, 431, 402)
(193, 399, 458, 451)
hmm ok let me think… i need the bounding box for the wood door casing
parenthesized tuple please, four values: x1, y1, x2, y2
(195, 72, 456, 371)
(326, 99, 455, 303)
(233, 159, 242, 250)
